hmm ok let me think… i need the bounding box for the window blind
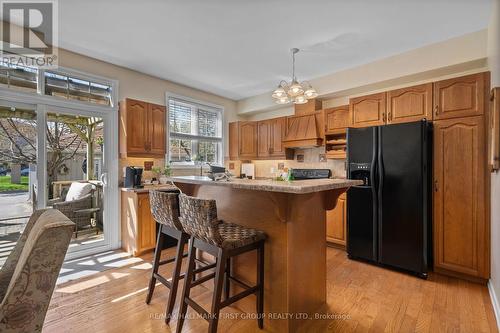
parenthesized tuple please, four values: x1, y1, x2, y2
(168, 97, 223, 164)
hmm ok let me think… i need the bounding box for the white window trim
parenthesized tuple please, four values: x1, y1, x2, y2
(165, 92, 225, 167)
(0, 65, 118, 110)
(0, 67, 120, 260)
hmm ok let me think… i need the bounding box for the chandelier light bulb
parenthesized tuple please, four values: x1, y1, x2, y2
(294, 95, 308, 104)
(288, 80, 304, 97)
(304, 88, 318, 99)
(276, 96, 290, 104)
(272, 86, 286, 99)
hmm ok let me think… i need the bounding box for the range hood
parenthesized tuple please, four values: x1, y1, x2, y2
(283, 113, 323, 148)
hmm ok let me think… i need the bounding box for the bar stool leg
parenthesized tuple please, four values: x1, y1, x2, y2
(257, 242, 265, 329)
(176, 238, 197, 333)
(165, 233, 189, 324)
(208, 248, 227, 333)
(146, 229, 165, 304)
(223, 257, 231, 300)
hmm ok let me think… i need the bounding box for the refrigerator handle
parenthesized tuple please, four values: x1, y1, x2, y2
(371, 128, 378, 262)
(370, 131, 377, 189)
(377, 127, 384, 262)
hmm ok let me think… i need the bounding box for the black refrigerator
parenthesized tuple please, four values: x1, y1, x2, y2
(346, 120, 431, 278)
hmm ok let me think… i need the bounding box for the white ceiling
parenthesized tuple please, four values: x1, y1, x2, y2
(59, 0, 491, 100)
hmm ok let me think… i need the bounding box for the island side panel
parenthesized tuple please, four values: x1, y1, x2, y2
(286, 191, 329, 332)
(176, 183, 290, 333)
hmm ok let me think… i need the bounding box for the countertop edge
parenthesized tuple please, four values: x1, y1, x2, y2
(170, 177, 362, 194)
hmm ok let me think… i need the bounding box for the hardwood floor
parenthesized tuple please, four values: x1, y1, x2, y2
(44, 247, 498, 333)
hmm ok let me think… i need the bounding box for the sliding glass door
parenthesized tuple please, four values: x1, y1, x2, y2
(0, 100, 118, 262)
(43, 105, 117, 258)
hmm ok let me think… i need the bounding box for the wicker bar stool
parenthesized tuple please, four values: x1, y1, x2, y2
(146, 189, 216, 324)
(176, 193, 267, 333)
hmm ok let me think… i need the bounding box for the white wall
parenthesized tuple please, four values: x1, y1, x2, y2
(237, 29, 488, 116)
(57, 49, 240, 158)
(488, 0, 500, 326)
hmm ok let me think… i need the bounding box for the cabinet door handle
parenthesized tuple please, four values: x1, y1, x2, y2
(434, 180, 438, 192)
(434, 105, 439, 116)
(388, 111, 392, 121)
(383, 112, 387, 122)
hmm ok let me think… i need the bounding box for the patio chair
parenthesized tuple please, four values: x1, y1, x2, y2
(0, 209, 74, 332)
(51, 182, 96, 238)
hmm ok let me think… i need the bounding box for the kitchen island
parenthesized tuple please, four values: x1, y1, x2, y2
(172, 176, 361, 333)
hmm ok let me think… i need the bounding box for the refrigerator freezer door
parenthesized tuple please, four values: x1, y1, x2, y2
(378, 121, 427, 274)
(347, 126, 378, 262)
(347, 186, 377, 261)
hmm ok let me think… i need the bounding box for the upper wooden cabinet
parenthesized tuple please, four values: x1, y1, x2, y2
(433, 116, 489, 279)
(229, 119, 291, 160)
(269, 117, 288, 157)
(149, 103, 166, 156)
(433, 73, 487, 120)
(326, 193, 347, 248)
(324, 105, 350, 132)
(257, 120, 271, 158)
(257, 117, 290, 158)
(350, 92, 386, 127)
(119, 98, 166, 158)
(228, 121, 258, 160)
(387, 83, 433, 124)
(239, 122, 258, 158)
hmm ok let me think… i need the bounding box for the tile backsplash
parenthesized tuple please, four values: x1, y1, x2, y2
(225, 147, 346, 179)
(119, 157, 207, 185)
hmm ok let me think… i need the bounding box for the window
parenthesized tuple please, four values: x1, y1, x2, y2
(168, 96, 223, 165)
(0, 61, 38, 92)
(44, 71, 113, 106)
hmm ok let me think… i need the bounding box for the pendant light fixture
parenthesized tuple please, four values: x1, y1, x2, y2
(272, 48, 318, 105)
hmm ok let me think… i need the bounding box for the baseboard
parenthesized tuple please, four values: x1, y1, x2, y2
(488, 281, 500, 331)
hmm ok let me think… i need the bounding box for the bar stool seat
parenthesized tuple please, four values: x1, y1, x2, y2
(217, 222, 266, 249)
(176, 193, 267, 333)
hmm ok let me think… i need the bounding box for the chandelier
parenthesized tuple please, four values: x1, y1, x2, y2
(272, 48, 318, 105)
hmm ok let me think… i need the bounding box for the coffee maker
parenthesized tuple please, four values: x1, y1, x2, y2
(124, 166, 143, 188)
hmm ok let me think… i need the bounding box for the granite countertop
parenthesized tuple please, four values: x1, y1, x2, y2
(120, 184, 178, 193)
(171, 176, 362, 194)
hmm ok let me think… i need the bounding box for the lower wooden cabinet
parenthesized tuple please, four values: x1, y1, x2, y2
(121, 191, 157, 256)
(433, 116, 489, 280)
(326, 193, 347, 248)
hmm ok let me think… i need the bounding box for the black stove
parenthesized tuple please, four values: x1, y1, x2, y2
(290, 169, 331, 180)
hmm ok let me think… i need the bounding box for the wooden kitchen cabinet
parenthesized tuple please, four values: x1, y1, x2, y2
(324, 105, 350, 132)
(326, 193, 347, 248)
(257, 117, 290, 158)
(229, 119, 290, 160)
(121, 191, 157, 256)
(149, 103, 166, 155)
(387, 83, 433, 124)
(433, 73, 487, 121)
(257, 120, 271, 157)
(228, 121, 258, 159)
(350, 92, 387, 127)
(238, 121, 258, 159)
(119, 98, 166, 158)
(433, 116, 489, 280)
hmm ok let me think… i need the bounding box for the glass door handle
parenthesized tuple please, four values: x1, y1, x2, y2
(100, 172, 108, 186)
